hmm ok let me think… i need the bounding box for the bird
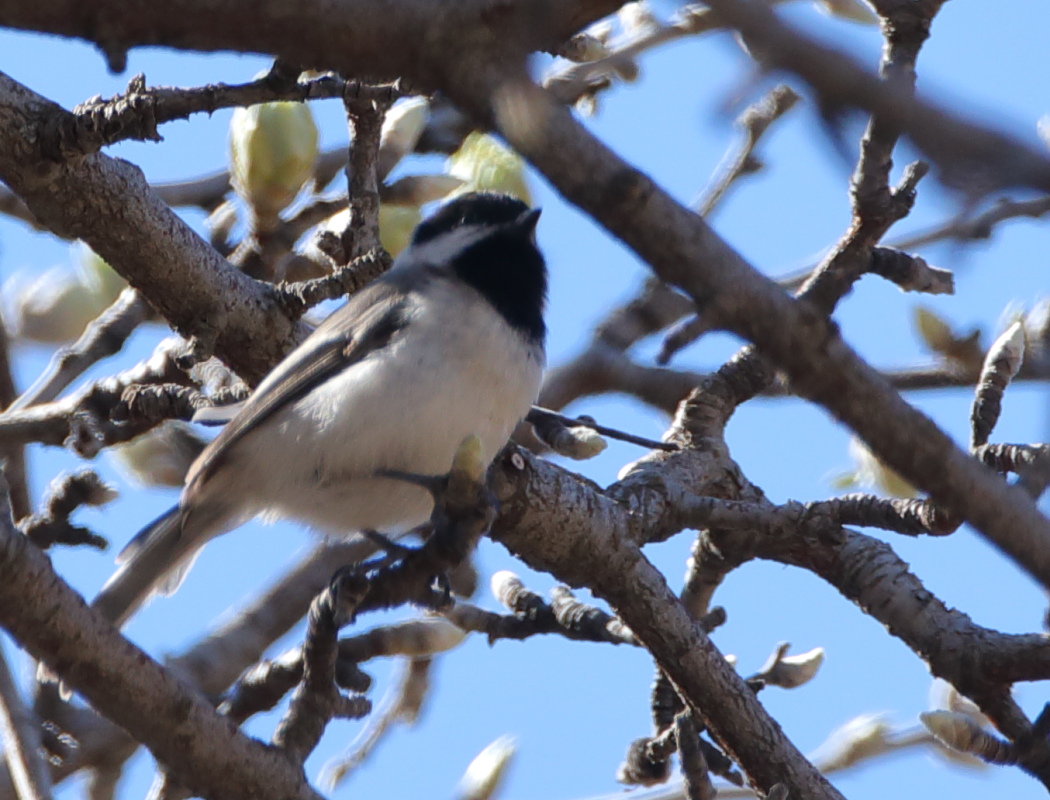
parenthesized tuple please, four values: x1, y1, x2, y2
(93, 192, 547, 627)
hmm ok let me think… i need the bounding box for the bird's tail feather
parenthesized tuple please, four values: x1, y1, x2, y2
(92, 506, 201, 628)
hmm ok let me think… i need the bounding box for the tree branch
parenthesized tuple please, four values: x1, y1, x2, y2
(0, 643, 51, 800)
(489, 448, 842, 798)
(701, 0, 1050, 195)
(0, 303, 28, 520)
(0, 71, 309, 385)
(0, 490, 323, 800)
(476, 74, 1050, 592)
(11, 288, 152, 411)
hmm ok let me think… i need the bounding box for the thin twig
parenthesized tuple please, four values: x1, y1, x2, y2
(18, 470, 115, 550)
(676, 494, 959, 540)
(341, 83, 396, 262)
(695, 84, 799, 217)
(676, 712, 716, 800)
(0, 304, 28, 520)
(0, 642, 52, 800)
(779, 197, 1050, 293)
(49, 72, 392, 156)
(527, 406, 676, 452)
(271, 571, 373, 764)
(543, 0, 798, 106)
(0, 338, 190, 454)
(319, 657, 432, 789)
(11, 288, 152, 411)
(891, 194, 1050, 251)
(276, 250, 391, 320)
(443, 575, 652, 646)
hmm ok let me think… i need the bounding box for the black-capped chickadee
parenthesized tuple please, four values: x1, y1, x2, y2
(93, 192, 547, 627)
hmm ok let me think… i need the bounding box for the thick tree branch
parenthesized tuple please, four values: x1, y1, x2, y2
(489, 448, 842, 799)
(0, 0, 623, 87)
(475, 76, 1050, 592)
(2, 0, 1048, 196)
(492, 447, 1050, 768)
(0, 72, 309, 385)
(764, 527, 1050, 705)
(0, 105, 479, 228)
(0, 540, 379, 798)
(0, 496, 322, 800)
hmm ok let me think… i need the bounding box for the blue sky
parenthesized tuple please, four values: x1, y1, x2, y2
(0, 2, 1049, 799)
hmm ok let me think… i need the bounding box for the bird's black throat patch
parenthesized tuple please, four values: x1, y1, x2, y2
(451, 227, 547, 347)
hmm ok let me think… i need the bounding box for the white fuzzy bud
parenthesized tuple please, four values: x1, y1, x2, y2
(447, 133, 531, 204)
(762, 646, 825, 689)
(379, 617, 468, 657)
(982, 320, 1026, 384)
(11, 268, 108, 343)
(814, 0, 878, 25)
(490, 570, 523, 605)
(812, 714, 893, 772)
(619, 2, 659, 34)
(230, 101, 318, 228)
(455, 735, 517, 800)
(379, 97, 429, 173)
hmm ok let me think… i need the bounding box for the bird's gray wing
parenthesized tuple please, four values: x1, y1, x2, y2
(185, 283, 410, 493)
(96, 288, 407, 629)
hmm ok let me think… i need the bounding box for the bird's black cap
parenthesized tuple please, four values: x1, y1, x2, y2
(413, 192, 547, 346)
(411, 191, 533, 245)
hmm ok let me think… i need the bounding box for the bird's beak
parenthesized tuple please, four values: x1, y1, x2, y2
(515, 208, 541, 242)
